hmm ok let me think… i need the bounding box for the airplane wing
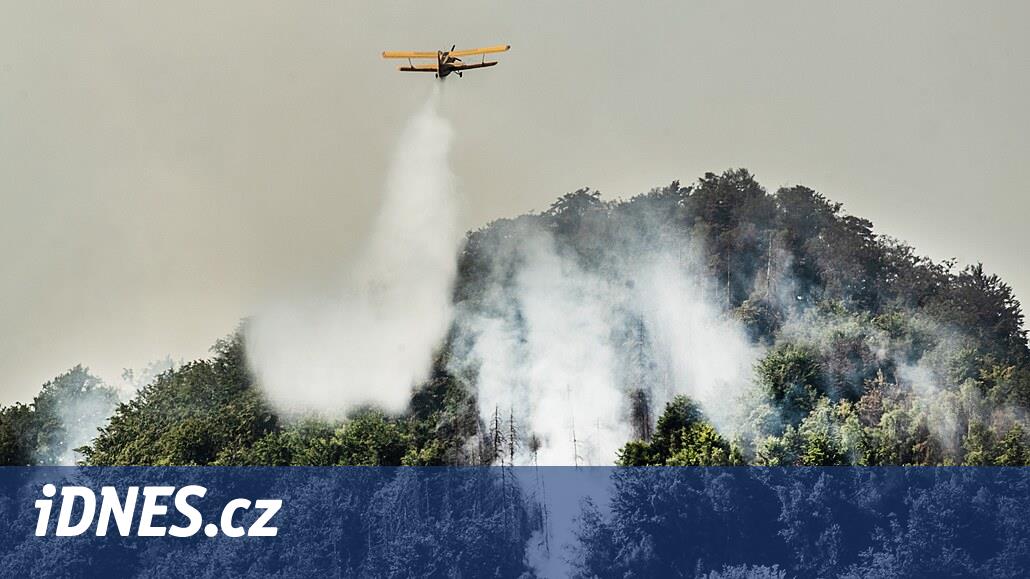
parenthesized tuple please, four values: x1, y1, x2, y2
(398, 64, 439, 73)
(382, 50, 438, 59)
(448, 44, 510, 58)
(450, 61, 498, 72)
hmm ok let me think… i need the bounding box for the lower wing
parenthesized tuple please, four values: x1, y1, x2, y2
(398, 64, 439, 73)
(451, 61, 498, 71)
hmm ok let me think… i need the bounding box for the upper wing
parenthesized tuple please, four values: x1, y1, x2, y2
(398, 64, 439, 73)
(382, 50, 437, 59)
(448, 44, 510, 58)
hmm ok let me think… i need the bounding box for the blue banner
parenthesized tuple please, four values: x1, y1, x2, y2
(0, 467, 1028, 577)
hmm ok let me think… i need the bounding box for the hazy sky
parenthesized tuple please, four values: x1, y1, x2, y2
(2, 2, 1028, 404)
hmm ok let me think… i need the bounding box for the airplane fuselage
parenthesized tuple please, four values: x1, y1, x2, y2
(436, 50, 458, 79)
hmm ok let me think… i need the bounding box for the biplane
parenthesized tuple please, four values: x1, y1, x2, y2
(381, 44, 510, 79)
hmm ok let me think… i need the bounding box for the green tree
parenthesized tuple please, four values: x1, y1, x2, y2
(0, 366, 117, 465)
(962, 420, 994, 466)
(616, 396, 733, 466)
(755, 426, 803, 466)
(756, 343, 823, 424)
(797, 398, 849, 465)
(81, 333, 277, 466)
(991, 424, 1029, 466)
(0, 403, 35, 465)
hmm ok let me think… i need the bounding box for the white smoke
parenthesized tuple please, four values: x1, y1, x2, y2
(53, 389, 118, 465)
(634, 253, 761, 435)
(246, 89, 459, 416)
(453, 224, 761, 466)
(502, 233, 627, 466)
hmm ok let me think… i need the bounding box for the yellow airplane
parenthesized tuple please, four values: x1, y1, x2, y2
(382, 44, 510, 79)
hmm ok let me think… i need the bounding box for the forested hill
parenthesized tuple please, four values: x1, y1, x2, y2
(2, 169, 1028, 466)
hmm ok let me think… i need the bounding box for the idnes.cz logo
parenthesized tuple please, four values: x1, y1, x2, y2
(35, 484, 281, 538)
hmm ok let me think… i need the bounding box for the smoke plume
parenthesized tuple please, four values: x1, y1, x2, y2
(246, 88, 459, 416)
(451, 216, 761, 465)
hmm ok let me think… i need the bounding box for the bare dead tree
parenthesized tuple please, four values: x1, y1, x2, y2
(571, 412, 580, 468)
(630, 388, 653, 441)
(508, 409, 519, 465)
(528, 433, 541, 466)
(489, 405, 505, 465)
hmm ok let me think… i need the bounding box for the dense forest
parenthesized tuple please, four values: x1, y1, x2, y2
(2, 169, 1028, 467)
